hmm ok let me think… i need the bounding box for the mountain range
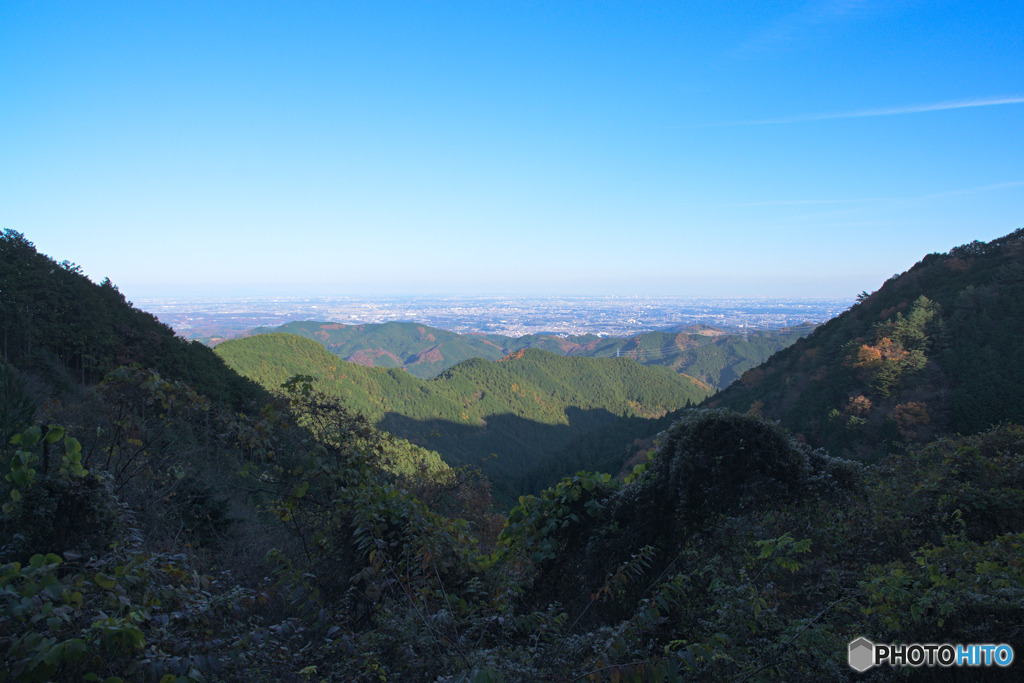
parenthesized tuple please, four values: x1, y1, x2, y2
(248, 319, 813, 388)
(215, 333, 710, 501)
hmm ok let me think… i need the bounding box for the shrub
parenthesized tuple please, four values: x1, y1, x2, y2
(649, 409, 812, 524)
(1, 474, 120, 562)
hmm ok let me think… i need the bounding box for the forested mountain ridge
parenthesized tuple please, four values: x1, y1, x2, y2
(1, 231, 484, 679)
(215, 333, 710, 501)
(0, 230, 451, 481)
(710, 227, 1024, 458)
(250, 320, 511, 378)
(0, 230, 266, 409)
(252, 318, 810, 389)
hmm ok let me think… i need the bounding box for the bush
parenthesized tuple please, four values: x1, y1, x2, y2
(650, 409, 812, 524)
(2, 424, 121, 563)
(1, 474, 120, 562)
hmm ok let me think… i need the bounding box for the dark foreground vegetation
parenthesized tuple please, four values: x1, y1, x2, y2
(2, 229, 1023, 681)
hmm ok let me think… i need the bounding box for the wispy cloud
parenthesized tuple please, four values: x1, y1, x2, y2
(731, 180, 1024, 208)
(712, 96, 1024, 127)
(735, 197, 890, 207)
(915, 179, 1024, 200)
(733, 0, 878, 57)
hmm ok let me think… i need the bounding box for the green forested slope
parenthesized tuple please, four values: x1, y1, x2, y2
(496, 412, 1024, 680)
(711, 228, 1024, 458)
(216, 333, 710, 499)
(565, 325, 813, 388)
(254, 319, 809, 388)
(0, 230, 265, 408)
(0, 230, 450, 482)
(257, 320, 510, 377)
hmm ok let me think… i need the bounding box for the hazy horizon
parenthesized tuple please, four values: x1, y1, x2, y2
(127, 284, 862, 301)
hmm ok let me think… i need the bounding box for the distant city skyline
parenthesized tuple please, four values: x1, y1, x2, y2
(2, 2, 1022, 300)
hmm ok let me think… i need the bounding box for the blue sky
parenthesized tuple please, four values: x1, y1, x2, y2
(2, 1, 1022, 298)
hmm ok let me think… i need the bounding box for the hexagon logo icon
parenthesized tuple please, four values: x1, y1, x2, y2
(848, 637, 875, 672)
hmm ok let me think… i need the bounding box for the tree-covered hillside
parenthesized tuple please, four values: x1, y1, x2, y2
(558, 324, 813, 388)
(254, 320, 512, 378)
(216, 333, 710, 501)
(711, 228, 1024, 458)
(0, 230, 265, 409)
(255, 319, 810, 389)
(2, 232, 488, 681)
(494, 411, 1024, 680)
